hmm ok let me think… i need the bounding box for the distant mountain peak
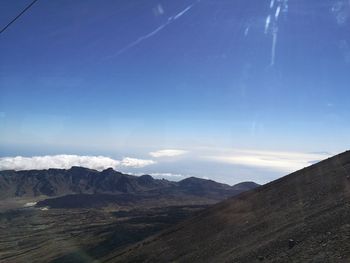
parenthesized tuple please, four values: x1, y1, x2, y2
(69, 166, 94, 172)
(139, 174, 153, 180)
(179, 177, 214, 184)
(102, 167, 115, 173)
(137, 174, 154, 185)
(231, 181, 260, 191)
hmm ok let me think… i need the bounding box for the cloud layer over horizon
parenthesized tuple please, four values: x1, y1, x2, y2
(203, 149, 331, 172)
(0, 155, 155, 171)
(149, 149, 188, 158)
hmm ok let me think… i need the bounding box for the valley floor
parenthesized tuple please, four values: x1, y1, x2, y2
(0, 204, 207, 263)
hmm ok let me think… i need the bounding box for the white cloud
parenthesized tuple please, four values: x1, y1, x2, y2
(149, 149, 188, 158)
(0, 155, 155, 171)
(203, 149, 331, 173)
(149, 172, 188, 181)
(150, 172, 186, 178)
(120, 157, 156, 168)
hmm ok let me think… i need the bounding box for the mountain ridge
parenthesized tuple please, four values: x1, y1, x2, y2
(0, 167, 259, 202)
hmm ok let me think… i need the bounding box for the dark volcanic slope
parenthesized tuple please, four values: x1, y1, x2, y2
(108, 151, 350, 263)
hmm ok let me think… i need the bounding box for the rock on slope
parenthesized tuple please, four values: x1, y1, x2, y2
(106, 150, 350, 263)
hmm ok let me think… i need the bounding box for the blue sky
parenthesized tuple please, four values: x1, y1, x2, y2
(0, 0, 350, 184)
